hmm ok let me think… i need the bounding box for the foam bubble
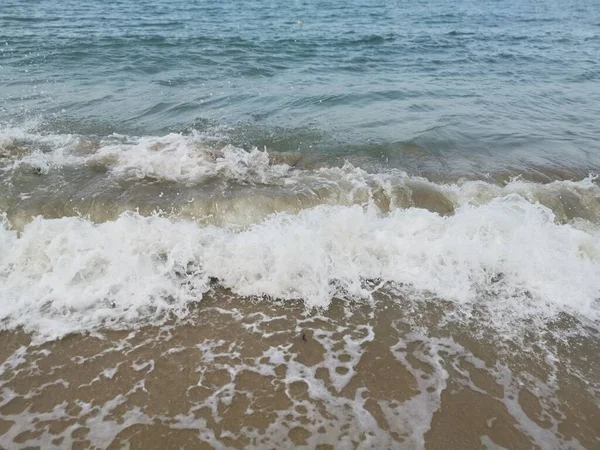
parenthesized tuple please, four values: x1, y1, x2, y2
(0, 193, 598, 342)
(1, 128, 294, 185)
(90, 133, 293, 184)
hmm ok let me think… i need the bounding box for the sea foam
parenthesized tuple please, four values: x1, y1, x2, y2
(0, 194, 598, 342)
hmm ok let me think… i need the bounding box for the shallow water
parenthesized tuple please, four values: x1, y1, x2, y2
(1, 293, 599, 449)
(0, 0, 599, 448)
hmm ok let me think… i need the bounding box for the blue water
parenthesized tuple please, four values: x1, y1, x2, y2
(1, 0, 599, 176)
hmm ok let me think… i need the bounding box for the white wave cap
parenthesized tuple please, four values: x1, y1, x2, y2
(0, 193, 599, 342)
(1, 127, 294, 184)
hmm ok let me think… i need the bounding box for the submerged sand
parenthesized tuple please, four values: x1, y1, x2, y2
(0, 291, 598, 449)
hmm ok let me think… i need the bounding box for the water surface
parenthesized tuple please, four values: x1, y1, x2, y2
(0, 0, 599, 448)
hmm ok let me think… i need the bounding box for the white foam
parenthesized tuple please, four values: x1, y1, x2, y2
(90, 133, 293, 184)
(0, 193, 599, 341)
(0, 121, 76, 149)
(1, 128, 294, 185)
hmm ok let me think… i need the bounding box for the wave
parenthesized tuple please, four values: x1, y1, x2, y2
(1, 127, 599, 226)
(1, 195, 599, 342)
(1, 125, 599, 341)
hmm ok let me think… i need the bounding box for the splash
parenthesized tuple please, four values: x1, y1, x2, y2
(0, 195, 598, 342)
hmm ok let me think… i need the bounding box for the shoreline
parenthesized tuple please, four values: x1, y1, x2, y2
(1, 293, 598, 449)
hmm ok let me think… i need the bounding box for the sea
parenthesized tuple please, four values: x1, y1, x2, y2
(0, 0, 599, 448)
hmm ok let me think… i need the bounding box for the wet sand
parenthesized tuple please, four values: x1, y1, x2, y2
(1, 291, 598, 449)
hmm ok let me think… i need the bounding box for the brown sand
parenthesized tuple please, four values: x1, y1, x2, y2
(0, 292, 598, 449)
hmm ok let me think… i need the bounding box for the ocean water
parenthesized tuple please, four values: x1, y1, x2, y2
(0, 0, 599, 449)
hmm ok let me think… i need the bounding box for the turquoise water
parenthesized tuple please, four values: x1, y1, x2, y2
(2, 0, 599, 176)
